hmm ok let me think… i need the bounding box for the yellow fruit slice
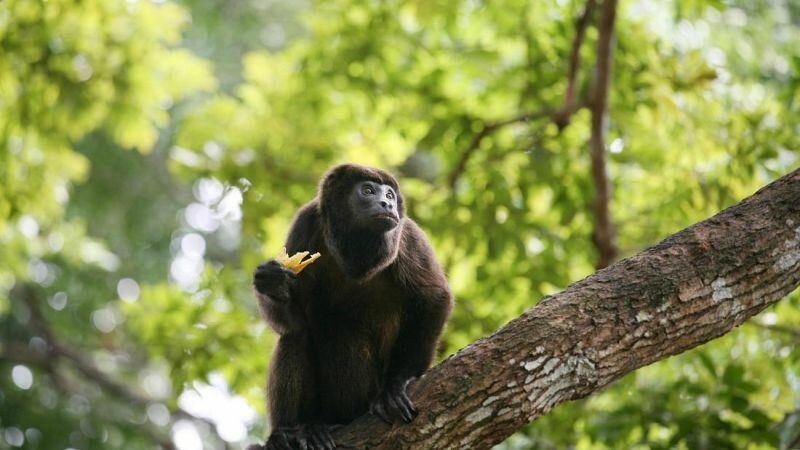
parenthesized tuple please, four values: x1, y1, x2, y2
(294, 252, 321, 272)
(276, 247, 321, 274)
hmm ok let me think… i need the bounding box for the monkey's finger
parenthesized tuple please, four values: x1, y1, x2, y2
(308, 434, 327, 450)
(376, 402, 393, 424)
(257, 260, 298, 277)
(390, 393, 414, 423)
(263, 436, 281, 450)
(387, 392, 415, 423)
(276, 433, 293, 450)
(313, 428, 335, 450)
(318, 428, 336, 450)
(397, 392, 417, 422)
(256, 260, 284, 272)
(311, 427, 329, 450)
(383, 393, 402, 421)
(296, 434, 309, 450)
(306, 432, 322, 450)
(254, 271, 291, 287)
(370, 401, 393, 424)
(400, 388, 418, 417)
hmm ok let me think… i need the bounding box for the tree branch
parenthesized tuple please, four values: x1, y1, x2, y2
(10, 288, 230, 449)
(447, 0, 596, 190)
(553, 0, 596, 128)
(1, 339, 177, 449)
(322, 169, 800, 448)
(17, 287, 151, 405)
(446, 109, 557, 189)
(588, 0, 619, 269)
(789, 431, 800, 450)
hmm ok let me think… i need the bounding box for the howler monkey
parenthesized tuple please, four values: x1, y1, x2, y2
(251, 164, 453, 450)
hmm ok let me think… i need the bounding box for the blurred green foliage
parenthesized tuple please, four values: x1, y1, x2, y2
(1, 0, 799, 449)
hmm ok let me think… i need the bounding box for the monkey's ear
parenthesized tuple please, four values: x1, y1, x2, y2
(318, 165, 354, 221)
(318, 164, 350, 196)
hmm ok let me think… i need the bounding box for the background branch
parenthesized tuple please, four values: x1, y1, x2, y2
(8, 287, 230, 450)
(588, 0, 619, 269)
(447, 0, 596, 190)
(554, 0, 596, 128)
(446, 109, 558, 189)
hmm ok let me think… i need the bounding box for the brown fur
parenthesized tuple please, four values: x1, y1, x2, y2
(253, 164, 453, 439)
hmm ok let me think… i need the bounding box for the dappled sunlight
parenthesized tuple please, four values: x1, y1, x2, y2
(178, 373, 257, 443)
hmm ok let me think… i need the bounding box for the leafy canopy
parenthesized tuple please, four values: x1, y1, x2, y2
(1, 0, 799, 449)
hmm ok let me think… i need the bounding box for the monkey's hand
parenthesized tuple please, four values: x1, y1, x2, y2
(370, 376, 418, 424)
(264, 425, 337, 450)
(253, 259, 297, 304)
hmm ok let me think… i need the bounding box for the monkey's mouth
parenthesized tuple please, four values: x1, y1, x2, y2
(372, 213, 399, 223)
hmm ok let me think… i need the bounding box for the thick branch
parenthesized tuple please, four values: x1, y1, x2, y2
(329, 169, 800, 448)
(588, 0, 619, 269)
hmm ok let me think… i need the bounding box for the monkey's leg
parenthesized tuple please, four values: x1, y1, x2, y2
(266, 333, 335, 450)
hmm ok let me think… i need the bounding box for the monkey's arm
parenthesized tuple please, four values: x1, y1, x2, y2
(388, 285, 452, 381)
(253, 202, 321, 335)
(373, 281, 451, 423)
(253, 260, 303, 334)
(372, 221, 454, 423)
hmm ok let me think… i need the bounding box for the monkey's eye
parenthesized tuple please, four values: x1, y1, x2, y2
(386, 191, 395, 200)
(362, 186, 375, 195)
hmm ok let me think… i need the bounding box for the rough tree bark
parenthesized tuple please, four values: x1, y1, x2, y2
(327, 169, 800, 449)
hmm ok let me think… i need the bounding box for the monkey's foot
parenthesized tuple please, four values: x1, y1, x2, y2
(370, 377, 418, 424)
(265, 424, 336, 450)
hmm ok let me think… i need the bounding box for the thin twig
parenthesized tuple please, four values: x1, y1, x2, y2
(588, 0, 619, 269)
(446, 109, 560, 189)
(554, 0, 596, 128)
(446, 0, 596, 189)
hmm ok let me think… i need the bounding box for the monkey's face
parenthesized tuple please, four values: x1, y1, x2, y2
(348, 180, 401, 233)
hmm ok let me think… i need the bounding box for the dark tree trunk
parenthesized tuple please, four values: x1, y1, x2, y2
(329, 168, 800, 449)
